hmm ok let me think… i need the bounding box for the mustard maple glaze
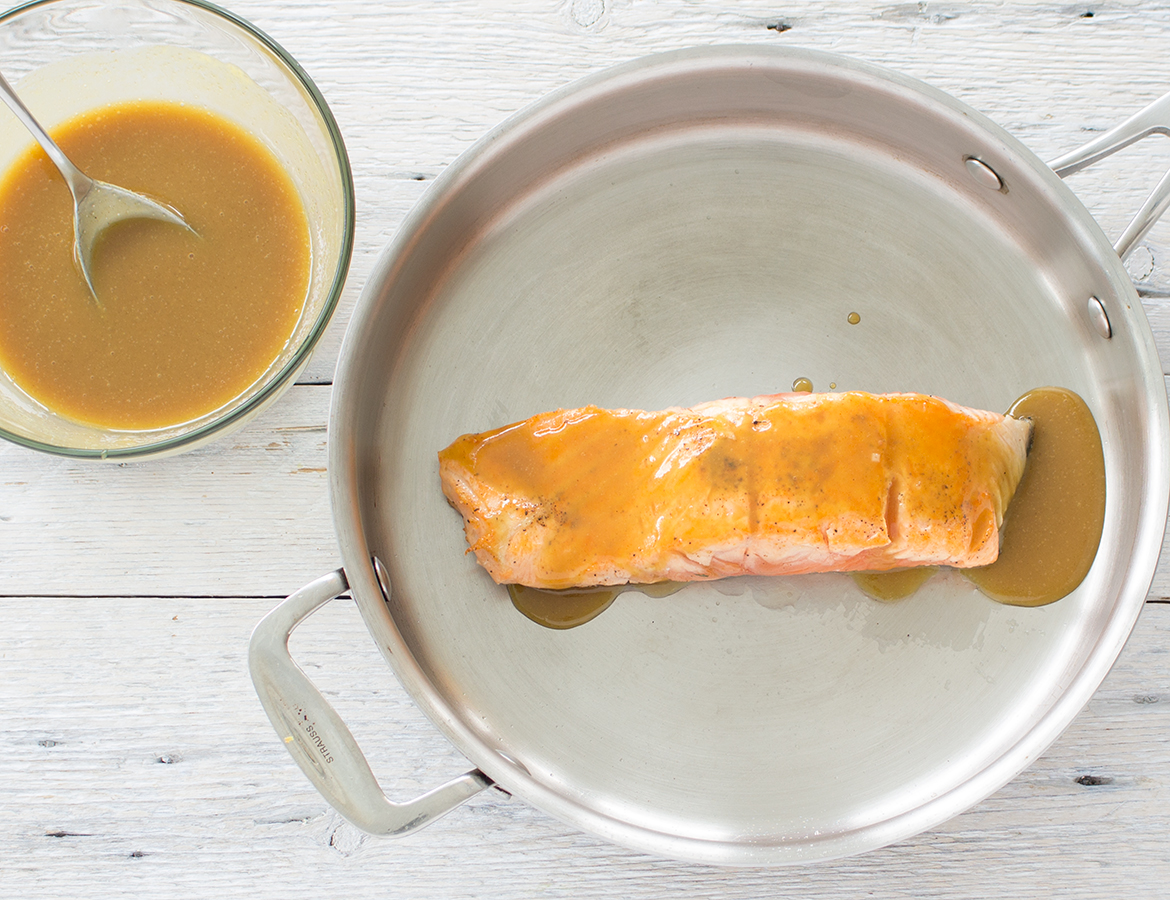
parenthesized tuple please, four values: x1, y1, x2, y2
(0, 101, 309, 430)
(508, 581, 682, 630)
(856, 387, 1105, 607)
(440, 393, 1016, 591)
(965, 387, 1105, 606)
(446, 387, 1106, 628)
(852, 566, 938, 602)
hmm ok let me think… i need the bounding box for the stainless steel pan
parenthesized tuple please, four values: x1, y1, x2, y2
(249, 46, 1170, 865)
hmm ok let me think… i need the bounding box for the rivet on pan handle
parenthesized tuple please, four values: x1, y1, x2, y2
(248, 568, 493, 835)
(1048, 90, 1170, 262)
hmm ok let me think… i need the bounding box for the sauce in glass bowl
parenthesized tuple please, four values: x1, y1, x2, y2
(0, 100, 310, 430)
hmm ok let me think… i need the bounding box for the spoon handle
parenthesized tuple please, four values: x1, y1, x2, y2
(0, 68, 93, 200)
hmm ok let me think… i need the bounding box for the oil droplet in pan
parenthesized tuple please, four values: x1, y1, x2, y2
(847, 312, 861, 325)
(792, 377, 813, 392)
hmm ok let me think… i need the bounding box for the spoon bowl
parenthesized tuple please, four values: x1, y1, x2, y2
(0, 67, 194, 303)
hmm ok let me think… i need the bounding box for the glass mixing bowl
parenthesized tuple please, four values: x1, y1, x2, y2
(0, 0, 354, 458)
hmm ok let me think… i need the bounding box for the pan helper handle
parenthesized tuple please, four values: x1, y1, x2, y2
(248, 569, 493, 835)
(1049, 90, 1170, 261)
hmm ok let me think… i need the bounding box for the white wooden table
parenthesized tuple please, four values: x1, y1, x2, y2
(3, 2, 1170, 897)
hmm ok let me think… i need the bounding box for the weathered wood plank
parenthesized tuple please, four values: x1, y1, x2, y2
(0, 384, 337, 598)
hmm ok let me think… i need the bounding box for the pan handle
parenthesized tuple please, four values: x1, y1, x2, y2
(1048, 91, 1170, 261)
(248, 568, 493, 835)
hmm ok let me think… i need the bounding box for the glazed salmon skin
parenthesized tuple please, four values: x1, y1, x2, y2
(438, 391, 1033, 590)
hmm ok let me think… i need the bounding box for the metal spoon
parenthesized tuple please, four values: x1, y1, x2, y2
(0, 68, 195, 304)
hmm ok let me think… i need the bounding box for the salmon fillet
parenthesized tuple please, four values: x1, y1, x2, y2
(438, 391, 1032, 590)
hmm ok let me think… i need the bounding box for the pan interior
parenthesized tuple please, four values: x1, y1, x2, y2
(344, 51, 1161, 861)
